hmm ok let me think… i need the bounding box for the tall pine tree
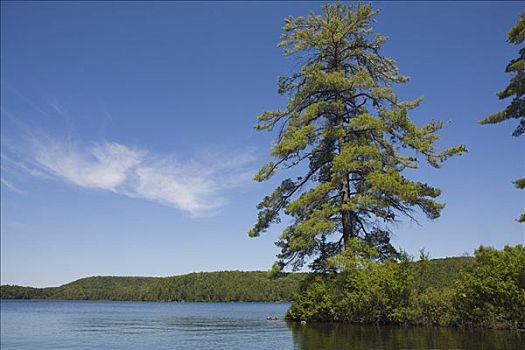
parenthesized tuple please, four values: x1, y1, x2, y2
(479, 13, 524, 222)
(249, 3, 466, 272)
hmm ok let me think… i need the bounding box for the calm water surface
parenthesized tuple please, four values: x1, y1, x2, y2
(1, 300, 523, 349)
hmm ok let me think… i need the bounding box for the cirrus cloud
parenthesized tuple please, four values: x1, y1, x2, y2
(3, 137, 255, 216)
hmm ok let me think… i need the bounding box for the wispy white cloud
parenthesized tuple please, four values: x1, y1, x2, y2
(1, 153, 54, 180)
(1, 99, 255, 216)
(1, 177, 23, 193)
(5, 137, 255, 216)
(34, 141, 144, 191)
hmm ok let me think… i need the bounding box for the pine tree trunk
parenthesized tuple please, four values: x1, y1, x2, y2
(334, 44, 354, 249)
(338, 115, 353, 248)
(341, 173, 353, 248)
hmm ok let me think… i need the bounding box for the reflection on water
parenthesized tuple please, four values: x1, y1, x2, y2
(288, 322, 524, 350)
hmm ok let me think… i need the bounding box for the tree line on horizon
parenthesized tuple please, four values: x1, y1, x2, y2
(0, 271, 304, 302)
(0, 257, 471, 302)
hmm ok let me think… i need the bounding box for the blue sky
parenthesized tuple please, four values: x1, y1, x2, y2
(1, 1, 523, 287)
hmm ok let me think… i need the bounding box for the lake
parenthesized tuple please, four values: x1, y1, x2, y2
(1, 300, 523, 349)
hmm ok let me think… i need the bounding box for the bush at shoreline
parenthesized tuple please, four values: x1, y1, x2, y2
(287, 244, 525, 330)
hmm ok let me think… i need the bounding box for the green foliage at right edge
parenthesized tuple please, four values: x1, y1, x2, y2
(479, 12, 525, 222)
(479, 13, 525, 136)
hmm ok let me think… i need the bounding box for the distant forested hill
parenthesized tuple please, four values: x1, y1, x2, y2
(1, 257, 473, 302)
(1, 271, 305, 302)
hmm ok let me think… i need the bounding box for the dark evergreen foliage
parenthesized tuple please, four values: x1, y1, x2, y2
(0, 271, 305, 302)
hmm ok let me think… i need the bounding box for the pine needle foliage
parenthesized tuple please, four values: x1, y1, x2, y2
(479, 12, 524, 222)
(249, 3, 466, 272)
(480, 13, 525, 222)
(479, 13, 525, 137)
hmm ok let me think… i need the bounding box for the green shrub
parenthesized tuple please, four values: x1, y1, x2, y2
(334, 258, 413, 324)
(287, 275, 337, 321)
(287, 243, 525, 329)
(288, 239, 415, 324)
(451, 245, 525, 329)
(408, 287, 455, 326)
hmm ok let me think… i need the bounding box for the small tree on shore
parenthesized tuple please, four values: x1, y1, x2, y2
(249, 3, 466, 272)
